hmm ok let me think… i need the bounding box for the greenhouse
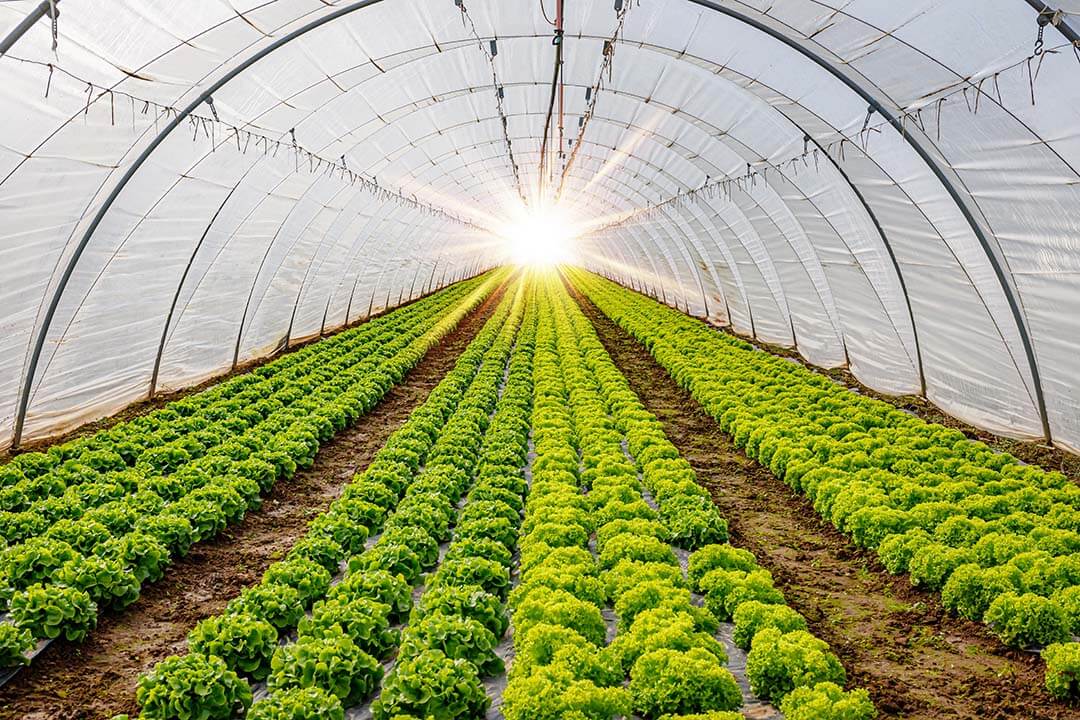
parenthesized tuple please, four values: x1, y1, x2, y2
(1, 1, 1079, 718)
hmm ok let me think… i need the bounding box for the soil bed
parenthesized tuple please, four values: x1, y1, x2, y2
(569, 282, 1073, 720)
(0, 283, 507, 720)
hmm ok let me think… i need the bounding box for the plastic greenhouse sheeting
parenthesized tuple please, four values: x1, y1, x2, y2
(0, 0, 1079, 453)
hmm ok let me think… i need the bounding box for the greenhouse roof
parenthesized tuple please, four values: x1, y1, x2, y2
(1, 0, 1079, 451)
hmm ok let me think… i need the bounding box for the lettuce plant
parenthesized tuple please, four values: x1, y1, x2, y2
(188, 612, 278, 680)
(399, 611, 503, 675)
(1044, 642, 1080, 701)
(779, 681, 877, 720)
(246, 686, 344, 720)
(983, 592, 1071, 648)
(416, 585, 508, 637)
(300, 597, 398, 658)
(268, 626, 382, 706)
(262, 558, 332, 608)
(136, 653, 252, 720)
(0, 623, 34, 667)
(629, 647, 742, 717)
(225, 583, 305, 631)
(745, 629, 846, 703)
(732, 600, 808, 650)
(9, 583, 97, 641)
(371, 649, 490, 720)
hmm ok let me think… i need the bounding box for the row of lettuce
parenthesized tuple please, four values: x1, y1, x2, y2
(571, 268, 1080, 701)
(0, 271, 504, 666)
(124, 278, 534, 719)
(499, 277, 876, 720)
(111, 274, 880, 719)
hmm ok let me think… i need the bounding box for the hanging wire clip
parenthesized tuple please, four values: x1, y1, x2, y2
(47, 0, 58, 52)
(205, 96, 220, 122)
(1035, 10, 1052, 55)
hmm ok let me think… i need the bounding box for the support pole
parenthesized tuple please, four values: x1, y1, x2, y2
(0, 0, 58, 57)
(688, 0, 1052, 442)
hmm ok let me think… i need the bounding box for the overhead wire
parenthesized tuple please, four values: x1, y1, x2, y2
(582, 34, 1078, 236)
(537, 0, 564, 204)
(456, 0, 529, 206)
(554, 0, 631, 203)
(2, 53, 487, 229)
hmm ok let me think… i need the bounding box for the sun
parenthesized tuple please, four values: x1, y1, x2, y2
(500, 205, 578, 267)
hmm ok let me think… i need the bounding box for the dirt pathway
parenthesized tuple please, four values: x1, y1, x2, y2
(0, 284, 507, 720)
(569, 284, 1072, 720)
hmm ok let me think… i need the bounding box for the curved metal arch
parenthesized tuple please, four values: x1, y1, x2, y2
(374, 79, 916, 372)
(119, 70, 904, 416)
(231, 174, 342, 368)
(687, 0, 1050, 439)
(315, 196, 452, 333)
(11, 0, 394, 447)
(11, 0, 1053, 446)
(149, 179, 243, 399)
(281, 187, 432, 346)
(128, 40, 902, 395)
(143, 69, 902, 418)
(433, 131, 804, 343)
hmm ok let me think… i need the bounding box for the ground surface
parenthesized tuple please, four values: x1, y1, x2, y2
(0, 284, 506, 720)
(570, 283, 1074, 720)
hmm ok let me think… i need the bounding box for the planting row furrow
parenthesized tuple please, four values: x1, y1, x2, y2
(125, 279, 527, 720)
(556, 274, 877, 718)
(495, 276, 876, 719)
(370, 279, 537, 719)
(0, 272, 505, 666)
(570, 268, 1080, 700)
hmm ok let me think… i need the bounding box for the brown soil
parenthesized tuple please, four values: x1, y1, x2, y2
(569, 283, 1076, 720)
(0, 283, 507, 720)
(1, 275, 483, 462)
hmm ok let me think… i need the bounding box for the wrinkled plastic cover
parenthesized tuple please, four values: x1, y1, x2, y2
(0, 0, 1078, 452)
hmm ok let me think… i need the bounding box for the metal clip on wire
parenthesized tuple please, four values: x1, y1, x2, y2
(1035, 10, 1052, 55)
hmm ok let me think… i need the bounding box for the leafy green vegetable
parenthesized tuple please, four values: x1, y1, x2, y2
(226, 583, 305, 631)
(399, 611, 503, 675)
(0, 623, 34, 667)
(779, 681, 877, 720)
(300, 597, 398, 658)
(983, 592, 1071, 648)
(246, 686, 344, 720)
(136, 653, 252, 720)
(732, 600, 808, 650)
(1044, 642, 1080, 701)
(745, 629, 846, 703)
(629, 647, 742, 717)
(268, 626, 382, 706)
(9, 583, 97, 641)
(262, 558, 332, 608)
(188, 612, 278, 680)
(372, 648, 490, 720)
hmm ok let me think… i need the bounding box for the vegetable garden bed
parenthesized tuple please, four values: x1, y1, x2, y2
(91, 275, 876, 720)
(0, 276, 510, 719)
(570, 269, 1080, 713)
(569, 276, 1077, 720)
(3, 270, 1080, 720)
